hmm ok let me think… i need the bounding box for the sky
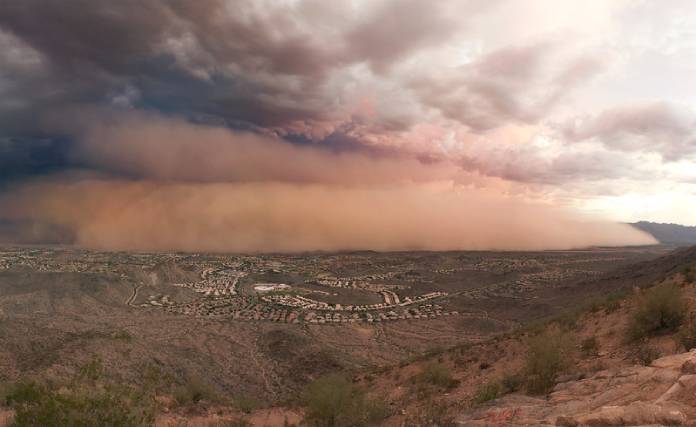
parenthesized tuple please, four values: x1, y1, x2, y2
(0, 0, 694, 252)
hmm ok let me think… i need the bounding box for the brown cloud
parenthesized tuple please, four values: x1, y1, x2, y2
(0, 178, 656, 252)
(45, 109, 463, 185)
(0, 107, 659, 252)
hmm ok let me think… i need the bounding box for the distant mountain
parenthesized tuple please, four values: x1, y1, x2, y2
(631, 221, 696, 245)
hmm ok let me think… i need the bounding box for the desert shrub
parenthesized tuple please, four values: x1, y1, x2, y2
(634, 345, 660, 366)
(678, 316, 696, 351)
(473, 381, 500, 404)
(500, 373, 523, 393)
(551, 310, 582, 331)
(413, 363, 459, 390)
(403, 399, 453, 427)
(603, 293, 623, 314)
(472, 372, 522, 406)
(684, 266, 694, 284)
(590, 292, 624, 314)
(303, 374, 387, 427)
(76, 357, 104, 384)
(5, 381, 153, 427)
(423, 346, 446, 359)
(626, 283, 686, 341)
(173, 376, 219, 406)
(234, 395, 263, 414)
(580, 336, 599, 358)
(210, 419, 252, 427)
(523, 329, 574, 395)
(140, 364, 175, 394)
(112, 330, 133, 342)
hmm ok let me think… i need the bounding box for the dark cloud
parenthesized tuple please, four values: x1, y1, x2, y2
(0, 137, 74, 186)
(0, 0, 469, 139)
(0, 1, 175, 76)
(0, 0, 601, 158)
(37, 108, 464, 185)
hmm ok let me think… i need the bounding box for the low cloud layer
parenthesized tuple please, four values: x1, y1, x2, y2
(0, 110, 656, 252)
(49, 109, 464, 186)
(0, 106, 661, 251)
(0, 178, 656, 252)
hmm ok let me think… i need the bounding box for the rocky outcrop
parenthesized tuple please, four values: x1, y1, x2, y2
(456, 349, 696, 426)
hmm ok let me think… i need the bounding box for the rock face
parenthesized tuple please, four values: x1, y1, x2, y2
(456, 349, 696, 426)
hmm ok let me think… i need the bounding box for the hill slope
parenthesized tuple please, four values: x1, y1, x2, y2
(351, 245, 696, 426)
(631, 221, 696, 245)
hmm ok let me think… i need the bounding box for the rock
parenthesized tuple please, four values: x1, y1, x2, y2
(657, 375, 696, 403)
(556, 372, 584, 384)
(652, 351, 696, 370)
(573, 402, 687, 426)
(457, 349, 696, 426)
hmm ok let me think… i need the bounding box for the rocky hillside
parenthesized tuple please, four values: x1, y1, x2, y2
(457, 350, 696, 425)
(351, 246, 696, 426)
(2, 246, 696, 426)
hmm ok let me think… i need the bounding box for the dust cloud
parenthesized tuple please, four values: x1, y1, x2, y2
(0, 178, 656, 252)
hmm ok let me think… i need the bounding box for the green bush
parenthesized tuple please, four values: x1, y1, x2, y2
(303, 374, 386, 427)
(473, 382, 500, 404)
(551, 311, 582, 331)
(111, 330, 133, 342)
(589, 292, 624, 314)
(5, 382, 153, 427)
(3, 358, 156, 427)
(678, 316, 696, 351)
(580, 336, 599, 358)
(683, 266, 694, 284)
(603, 294, 623, 314)
(210, 419, 252, 427)
(523, 329, 574, 395)
(471, 372, 522, 406)
(404, 399, 453, 427)
(627, 283, 686, 341)
(172, 376, 219, 407)
(76, 357, 104, 384)
(413, 363, 459, 389)
(500, 373, 523, 393)
(234, 395, 263, 414)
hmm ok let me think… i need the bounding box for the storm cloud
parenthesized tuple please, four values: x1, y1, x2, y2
(0, 0, 692, 250)
(0, 110, 656, 251)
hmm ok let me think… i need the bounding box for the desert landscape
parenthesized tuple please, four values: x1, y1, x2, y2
(3, 243, 696, 425)
(2, 1, 696, 425)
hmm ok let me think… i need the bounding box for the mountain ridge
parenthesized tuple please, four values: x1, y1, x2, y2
(631, 221, 696, 245)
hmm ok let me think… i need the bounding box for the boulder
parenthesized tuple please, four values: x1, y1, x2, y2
(457, 349, 696, 426)
(569, 402, 686, 426)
